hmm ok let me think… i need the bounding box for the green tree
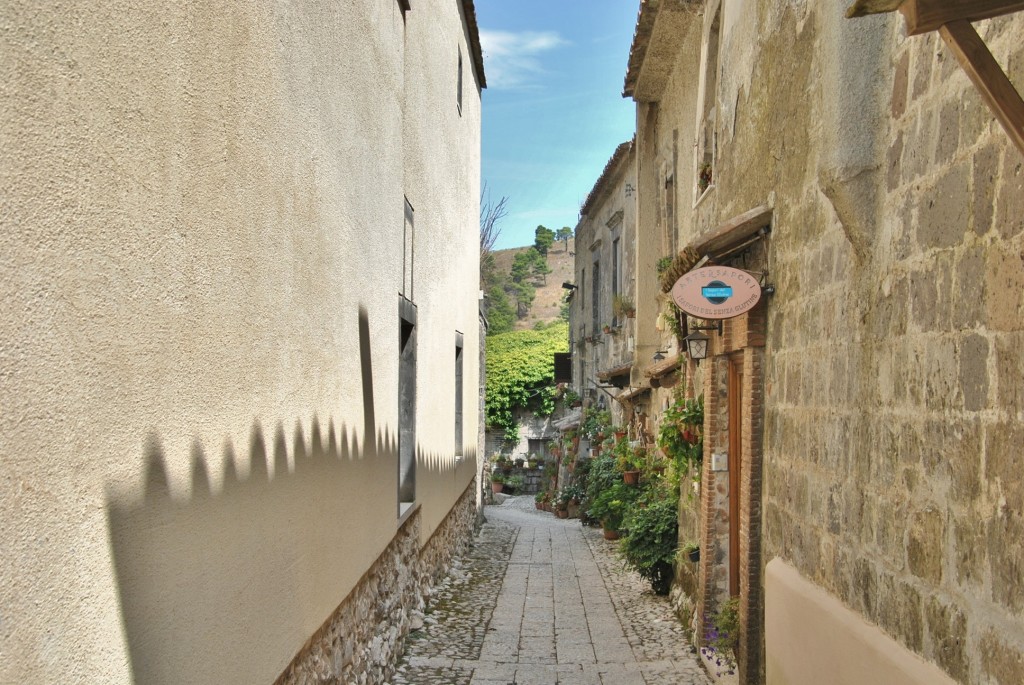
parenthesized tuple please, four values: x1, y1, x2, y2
(485, 284, 515, 335)
(556, 227, 573, 252)
(534, 225, 555, 256)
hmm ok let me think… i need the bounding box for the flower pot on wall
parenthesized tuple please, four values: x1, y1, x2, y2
(687, 547, 700, 563)
(623, 470, 640, 485)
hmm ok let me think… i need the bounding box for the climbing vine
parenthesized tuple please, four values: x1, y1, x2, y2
(485, 322, 568, 441)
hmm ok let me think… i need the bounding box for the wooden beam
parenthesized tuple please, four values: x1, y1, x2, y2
(939, 20, 1024, 157)
(901, 0, 1024, 35)
(692, 205, 773, 258)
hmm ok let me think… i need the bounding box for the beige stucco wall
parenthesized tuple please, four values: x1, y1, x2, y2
(0, 1, 480, 683)
(766, 558, 958, 685)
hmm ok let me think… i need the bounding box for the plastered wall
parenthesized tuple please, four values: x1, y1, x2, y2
(0, 1, 480, 682)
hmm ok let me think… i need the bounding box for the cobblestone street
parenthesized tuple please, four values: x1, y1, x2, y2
(391, 496, 711, 685)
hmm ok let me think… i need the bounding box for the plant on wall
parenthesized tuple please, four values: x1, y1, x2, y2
(658, 392, 704, 486)
(697, 162, 713, 193)
(612, 293, 636, 319)
(485, 322, 569, 441)
(701, 597, 739, 677)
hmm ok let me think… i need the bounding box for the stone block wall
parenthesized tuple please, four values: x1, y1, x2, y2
(759, 12, 1024, 685)
(276, 482, 477, 685)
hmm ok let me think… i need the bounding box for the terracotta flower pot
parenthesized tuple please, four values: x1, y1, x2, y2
(602, 527, 620, 540)
(623, 470, 640, 485)
(556, 509, 569, 519)
(491, 482, 504, 493)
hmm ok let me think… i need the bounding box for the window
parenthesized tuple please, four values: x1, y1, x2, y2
(403, 198, 415, 298)
(454, 333, 464, 456)
(457, 49, 464, 115)
(591, 260, 600, 332)
(696, 7, 721, 200)
(398, 298, 417, 515)
(612, 238, 621, 326)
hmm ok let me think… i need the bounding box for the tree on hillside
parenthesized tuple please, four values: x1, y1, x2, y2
(534, 225, 555, 256)
(530, 250, 552, 285)
(556, 227, 573, 252)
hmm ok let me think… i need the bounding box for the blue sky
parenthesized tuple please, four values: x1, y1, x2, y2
(475, 1, 639, 250)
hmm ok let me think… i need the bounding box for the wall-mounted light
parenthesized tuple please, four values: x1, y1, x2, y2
(561, 282, 578, 290)
(684, 331, 710, 363)
(652, 350, 669, 362)
(684, 320, 721, 364)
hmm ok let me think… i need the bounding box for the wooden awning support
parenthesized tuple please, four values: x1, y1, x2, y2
(846, 0, 1024, 156)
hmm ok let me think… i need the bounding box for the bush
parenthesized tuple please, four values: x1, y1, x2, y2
(619, 491, 679, 595)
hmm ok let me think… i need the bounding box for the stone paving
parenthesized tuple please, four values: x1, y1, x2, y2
(390, 496, 710, 685)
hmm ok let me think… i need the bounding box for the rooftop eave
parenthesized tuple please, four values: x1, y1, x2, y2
(462, 0, 487, 89)
(580, 139, 634, 218)
(623, 0, 704, 102)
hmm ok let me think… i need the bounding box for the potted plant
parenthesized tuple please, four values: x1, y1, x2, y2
(697, 161, 713, 193)
(490, 472, 505, 493)
(614, 438, 645, 485)
(613, 293, 636, 319)
(535, 491, 547, 510)
(527, 453, 539, 469)
(682, 542, 700, 563)
(514, 456, 525, 469)
(504, 474, 525, 495)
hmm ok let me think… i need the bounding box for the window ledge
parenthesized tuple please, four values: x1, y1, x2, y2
(694, 184, 715, 209)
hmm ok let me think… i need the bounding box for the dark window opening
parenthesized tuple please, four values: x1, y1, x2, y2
(398, 299, 417, 514)
(454, 333, 464, 456)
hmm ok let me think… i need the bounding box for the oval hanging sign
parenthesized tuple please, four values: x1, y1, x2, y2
(670, 266, 762, 320)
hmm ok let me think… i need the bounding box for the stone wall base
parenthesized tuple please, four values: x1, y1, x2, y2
(276, 480, 478, 685)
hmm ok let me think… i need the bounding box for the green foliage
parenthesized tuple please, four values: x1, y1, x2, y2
(505, 474, 525, 492)
(580, 407, 611, 441)
(485, 284, 515, 335)
(556, 226, 573, 251)
(659, 393, 704, 485)
(534, 225, 555, 255)
(662, 301, 685, 343)
(588, 481, 638, 531)
(619, 489, 679, 595)
(702, 597, 740, 675)
(485, 323, 569, 441)
(656, 255, 674, 276)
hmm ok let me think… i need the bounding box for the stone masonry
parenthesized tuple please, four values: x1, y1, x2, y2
(392, 496, 712, 685)
(276, 482, 478, 685)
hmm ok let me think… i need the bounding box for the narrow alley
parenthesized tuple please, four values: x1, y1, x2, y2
(391, 497, 711, 685)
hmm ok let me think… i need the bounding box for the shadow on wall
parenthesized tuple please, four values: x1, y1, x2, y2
(105, 307, 466, 684)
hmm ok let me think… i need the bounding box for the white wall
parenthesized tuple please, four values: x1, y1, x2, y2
(0, 1, 480, 682)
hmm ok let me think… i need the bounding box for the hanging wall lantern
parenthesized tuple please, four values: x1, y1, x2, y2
(684, 330, 710, 362)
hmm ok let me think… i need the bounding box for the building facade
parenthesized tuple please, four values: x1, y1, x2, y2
(585, 1, 1024, 684)
(0, 1, 484, 683)
(571, 142, 641, 423)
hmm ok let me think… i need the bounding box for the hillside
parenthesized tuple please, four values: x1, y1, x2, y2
(491, 237, 575, 331)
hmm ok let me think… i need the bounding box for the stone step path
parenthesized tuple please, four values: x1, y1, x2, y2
(390, 496, 711, 685)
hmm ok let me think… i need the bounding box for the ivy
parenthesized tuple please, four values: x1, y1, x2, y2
(485, 322, 568, 441)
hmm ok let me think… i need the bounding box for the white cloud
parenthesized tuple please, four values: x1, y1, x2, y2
(479, 29, 568, 90)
